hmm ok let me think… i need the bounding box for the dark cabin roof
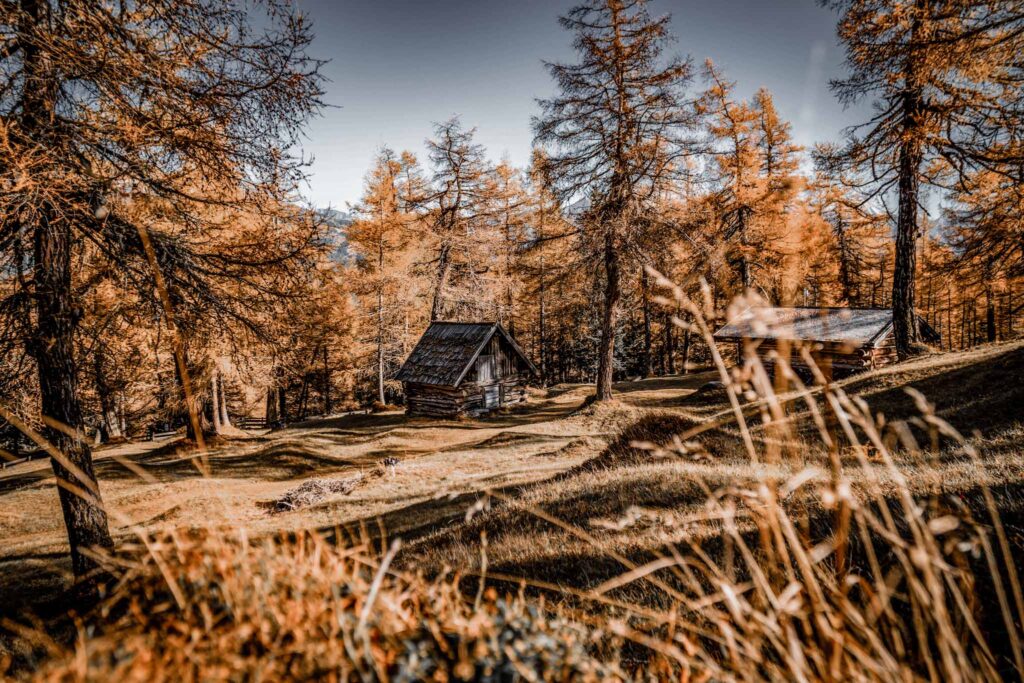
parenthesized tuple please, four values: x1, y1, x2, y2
(713, 307, 940, 348)
(395, 322, 538, 387)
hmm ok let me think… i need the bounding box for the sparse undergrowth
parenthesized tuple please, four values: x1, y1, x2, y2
(4, 343, 1024, 681)
(6, 531, 632, 681)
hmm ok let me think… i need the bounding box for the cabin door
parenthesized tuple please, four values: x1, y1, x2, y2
(483, 385, 499, 409)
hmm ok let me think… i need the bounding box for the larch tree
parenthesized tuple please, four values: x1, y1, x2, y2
(520, 149, 577, 385)
(0, 0, 323, 580)
(752, 87, 805, 303)
(534, 0, 695, 401)
(348, 148, 419, 405)
(491, 160, 529, 335)
(945, 169, 1024, 340)
(698, 62, 764, 296)
(826, 0, 1024, 357)
(420, 118, 494, 322)
(811, 143, 890, 306)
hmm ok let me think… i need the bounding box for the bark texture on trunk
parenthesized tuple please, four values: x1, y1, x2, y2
(681, 325, 691, 374)
(664, 311, 675, 375)
(640, 267, 652, 379)
(22, 0, 113, 579)
(218, 372, 231, 427)
(892, 126, 922, 357)
(430, 242, 452, 322)
(595, 231, 620, 401)
(210, 368, 222, 434)
(33, 216, 114, 578)
(323, 346, 332, 414)
(986, 285, 996, 343)
(93, 349, 122, 443)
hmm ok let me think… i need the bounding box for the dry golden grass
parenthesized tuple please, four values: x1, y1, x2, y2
(5, 530, 632, 681)
(2, 311, 1023, 679)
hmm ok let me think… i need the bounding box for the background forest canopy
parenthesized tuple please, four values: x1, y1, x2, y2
(0, 0, 1021, 577)
(3, 0, 1023, 445)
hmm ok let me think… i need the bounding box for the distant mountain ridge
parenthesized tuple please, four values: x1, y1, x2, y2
(317, 207, 354, 263)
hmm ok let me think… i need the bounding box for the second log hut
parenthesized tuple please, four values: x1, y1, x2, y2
(713, 307, 940, 380)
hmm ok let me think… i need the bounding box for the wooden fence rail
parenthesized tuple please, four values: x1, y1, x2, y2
(237, 416, 267, 430)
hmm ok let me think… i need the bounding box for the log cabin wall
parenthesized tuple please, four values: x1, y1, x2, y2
(399, 323, 535, 418)
(714, 308, 939, 382)
(739, 333, 899, 381)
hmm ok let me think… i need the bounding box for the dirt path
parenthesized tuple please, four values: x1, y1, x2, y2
(0, 373, 714, 605)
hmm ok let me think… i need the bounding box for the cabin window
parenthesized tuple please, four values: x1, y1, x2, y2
(476, 354, 497, 383)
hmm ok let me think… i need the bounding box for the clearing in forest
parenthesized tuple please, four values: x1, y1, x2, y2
(2, 340, 1023, 615)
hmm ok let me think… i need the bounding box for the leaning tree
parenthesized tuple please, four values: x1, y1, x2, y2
(534, 0, 696, 401)
(0, 0, 324, 580)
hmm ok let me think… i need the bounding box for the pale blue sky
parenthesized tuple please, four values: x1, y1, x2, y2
(294, 0, 867, 209)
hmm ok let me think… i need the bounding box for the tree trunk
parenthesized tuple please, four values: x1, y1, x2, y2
(640, 267, 652, 379)
(986, 284, 996, 343)
(22, 0, 113, 580)
(323, 346, 333, 414)
(892, 132, 922, 357)
(596, 232, 620, 401)
(33, 214, 113, 578)
(430, 242, 452, 321)
(265, 387, 279, 426)
(737, 207, 751, 291)
(93, 349, 122, 443)
(210, 367, 222, 434)
(377, 288, 386, 405)
(664, 311, 675, 375)
(297, 375, 309, 420)
(681, 325, 691, 375)
(219, 372, 231, 428)
(892, 36, 925, 358)
(538, 252, 547, 384)
(278, 376, 287, 426)
(173, 349, 206, 441)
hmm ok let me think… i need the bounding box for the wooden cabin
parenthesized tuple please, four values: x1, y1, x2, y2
(396, 322, 538, 418)
(713, 307, 940, 380)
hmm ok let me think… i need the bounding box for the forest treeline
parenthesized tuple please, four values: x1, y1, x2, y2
(0, 0, 1022, 578)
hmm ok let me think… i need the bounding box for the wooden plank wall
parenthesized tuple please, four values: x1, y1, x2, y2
(740, 335, 899, 380)
(405, 335, 530, 417)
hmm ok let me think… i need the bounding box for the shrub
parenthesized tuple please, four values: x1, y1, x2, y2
(15, 531, 630, 681)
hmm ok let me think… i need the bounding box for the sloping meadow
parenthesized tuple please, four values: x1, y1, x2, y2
(6, 334, 1024, 680)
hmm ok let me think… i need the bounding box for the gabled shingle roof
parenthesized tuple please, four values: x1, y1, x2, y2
(395, 322, 537, 387)
(713, 307, 939, 348)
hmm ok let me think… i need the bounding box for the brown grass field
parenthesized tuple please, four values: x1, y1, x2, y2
(2, 339, 1023, 679)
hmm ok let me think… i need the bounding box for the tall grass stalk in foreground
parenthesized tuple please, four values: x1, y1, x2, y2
(4, 277, 1023, 681)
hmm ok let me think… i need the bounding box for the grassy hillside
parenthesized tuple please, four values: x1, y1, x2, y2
(3, 341, 1023, 680)
(403, 340, 1024, 635)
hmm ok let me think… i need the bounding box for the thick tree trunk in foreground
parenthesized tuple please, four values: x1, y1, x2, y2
(174, 349, 208, 441)
(33, 216, 114, 578)
(377, 288, 386, 405)
(664, 311, 675, 375)
(986, 285, 997, 343)
(681, 325, 691, 375)
(596, 232, 620, 401)
(22, 0, 112, 580)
